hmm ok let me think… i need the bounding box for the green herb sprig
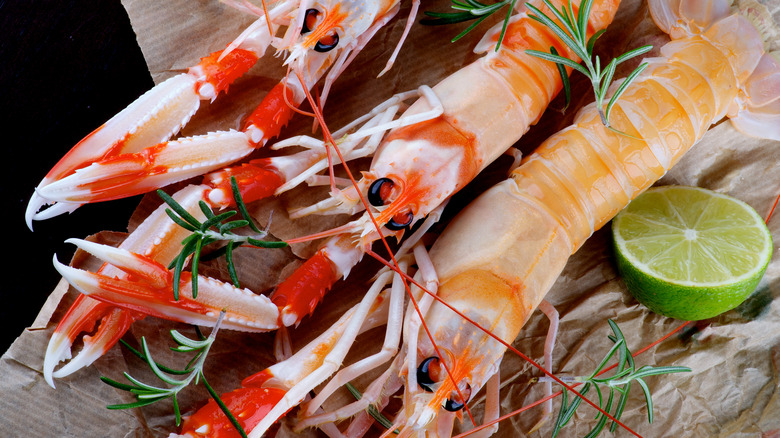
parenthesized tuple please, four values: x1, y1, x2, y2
(524, 0, 652, 127)
(422, 0, 653, 127)
(421, 0, 517, 47)
(550, 320, 690, 437)
(159, 176, 287, 300)
(345, 382, 399, 434)
(100, 311, 248, 437)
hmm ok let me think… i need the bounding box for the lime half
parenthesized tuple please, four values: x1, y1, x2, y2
(612, 186, 773, 321)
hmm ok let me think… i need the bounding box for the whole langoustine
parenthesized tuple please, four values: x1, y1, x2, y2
(372, 0, 780, 435)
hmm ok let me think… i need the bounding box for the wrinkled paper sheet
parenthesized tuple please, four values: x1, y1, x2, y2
(2, 0, 780, 436)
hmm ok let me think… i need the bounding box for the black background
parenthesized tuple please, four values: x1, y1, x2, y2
(2, 1, 153, 354)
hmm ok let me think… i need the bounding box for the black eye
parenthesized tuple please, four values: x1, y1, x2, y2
(386, 210, 413, 231)
(443, 398, 464, 412)
(368, 177, 394, 207)
(416, 356, 439, 393)
(443, 383, 471, 412)
(314, 32, 339, 52)
(301, 9, 319, 34)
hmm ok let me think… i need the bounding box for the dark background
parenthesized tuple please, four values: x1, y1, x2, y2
(1, 1, 153, 354)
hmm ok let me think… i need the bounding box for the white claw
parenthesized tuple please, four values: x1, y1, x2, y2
(43, 332, 70, 388)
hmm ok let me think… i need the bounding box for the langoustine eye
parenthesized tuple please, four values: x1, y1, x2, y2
(416, 356, 472, 412)
(368, 177, 394, 207)
(301, 9, 319, 34)
(417, 356, 442, 392)
(386, 209, 413, 230)
(443, 383, 471, 412)
(314, 32, 339, 52)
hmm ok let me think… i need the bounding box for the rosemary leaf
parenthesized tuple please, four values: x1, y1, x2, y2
(170, 330, 209, 350)
(551, 46, 571, 112)
(452, 14, 492, 42)
(420, 11, 475, 23)
(586, 29, 606, 54)
(551, 386, 568, 438)
(610, 381, 631, 432)
(106, 397, 167, 410)
(220, 220, 250, 234)
(158, 190, 201, 227)
(526, 3, 589, 62)
(614, 44, 653, 65)
(230, 176, 263, 234)
(636, 377, 654, 423)
(202, 210, 238, 230)
(100, 376, 139, 392)
(524, 49, 590, 75)
(164, 208, 199, 232)
(190, 237, 204, 299)
(584, 388, 613, 438)
(246, 237, 288, 248)
(202, 375, 248, 438)
(589, 339, 623, 379)
(226, 240, 240, 288)
(199, 200, 216, 221)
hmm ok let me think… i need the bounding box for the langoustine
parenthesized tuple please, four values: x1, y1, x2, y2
(350, 0, 780, 435)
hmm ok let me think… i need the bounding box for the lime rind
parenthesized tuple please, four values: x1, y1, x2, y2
(612, 186, 773, 321)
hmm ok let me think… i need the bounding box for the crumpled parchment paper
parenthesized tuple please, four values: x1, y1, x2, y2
(2, 0, 780, 436)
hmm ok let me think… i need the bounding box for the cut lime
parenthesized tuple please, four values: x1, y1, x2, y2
(612, 186, 773, 321)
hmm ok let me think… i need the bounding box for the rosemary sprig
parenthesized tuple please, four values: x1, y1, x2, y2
(524, 0, 652, 126)
(550, 319, 691, 437)
(421, 0, 516, 48)
(100, 311, 248, 437)
(422, 0, 652, 126)
(159, 176, 287, 300)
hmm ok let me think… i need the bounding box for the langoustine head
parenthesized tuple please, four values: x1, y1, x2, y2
(392, 268, 534, 436)
(323, 111, 483, 252)
(278, 0, 398, 71)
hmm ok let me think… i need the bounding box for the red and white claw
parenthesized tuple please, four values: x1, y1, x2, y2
(43, 185, 212, 385)
(25, 13, 281, 229)
(34, 130, 257, 205)
(43, 295, 140, 388)
(53, 238, 281, 333)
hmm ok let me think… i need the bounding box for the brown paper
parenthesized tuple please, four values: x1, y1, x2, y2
(3, 0, 780, 436)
